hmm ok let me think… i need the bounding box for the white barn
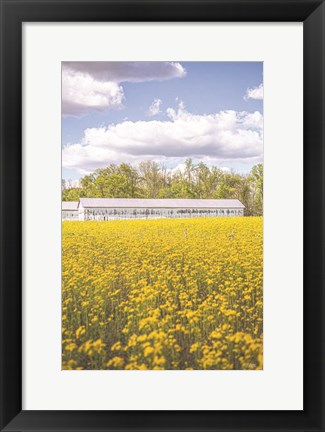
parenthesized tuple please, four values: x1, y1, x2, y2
(62, 201, 79, 220)
(77, 198, 245, 221)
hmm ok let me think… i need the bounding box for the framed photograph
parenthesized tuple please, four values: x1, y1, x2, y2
(0, 0, 324, 431)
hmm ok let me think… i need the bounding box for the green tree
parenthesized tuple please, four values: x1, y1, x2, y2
(249, 164, 263, 215)
(62, 160, 263, 216)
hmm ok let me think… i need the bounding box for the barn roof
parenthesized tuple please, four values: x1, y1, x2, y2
(79, 198, 245, 209)
(62, 201, 79, 211)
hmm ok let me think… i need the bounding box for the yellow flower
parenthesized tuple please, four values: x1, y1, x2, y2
(62, 217, 263, 370)
(107, 357, 124, 368)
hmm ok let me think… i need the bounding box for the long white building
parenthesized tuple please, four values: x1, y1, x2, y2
(62, 198, 245, 221)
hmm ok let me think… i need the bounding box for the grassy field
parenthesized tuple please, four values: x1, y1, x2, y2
(62, 217, 263, 370)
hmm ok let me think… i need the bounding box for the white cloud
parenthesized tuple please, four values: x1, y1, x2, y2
(244, 83, 263, 100)
(63, 62, 186, 83)
(62, 71, 124, 115)
(62, 103, 263, 173)
(147, 98, 162, 117)
(220, 167, 231, 173)
(166, 163, 187, 176)
(62, 62, 186, 116)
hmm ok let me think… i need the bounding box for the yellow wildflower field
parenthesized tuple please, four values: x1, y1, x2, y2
(62, 217, 263, 370)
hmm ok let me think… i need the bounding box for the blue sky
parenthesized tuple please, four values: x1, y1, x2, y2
(62, 62, 263, 181)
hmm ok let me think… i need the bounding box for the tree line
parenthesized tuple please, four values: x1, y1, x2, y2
(62, 160, 263, 216)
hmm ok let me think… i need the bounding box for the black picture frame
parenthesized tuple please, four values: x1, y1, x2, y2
(0, 0, 324, 431)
